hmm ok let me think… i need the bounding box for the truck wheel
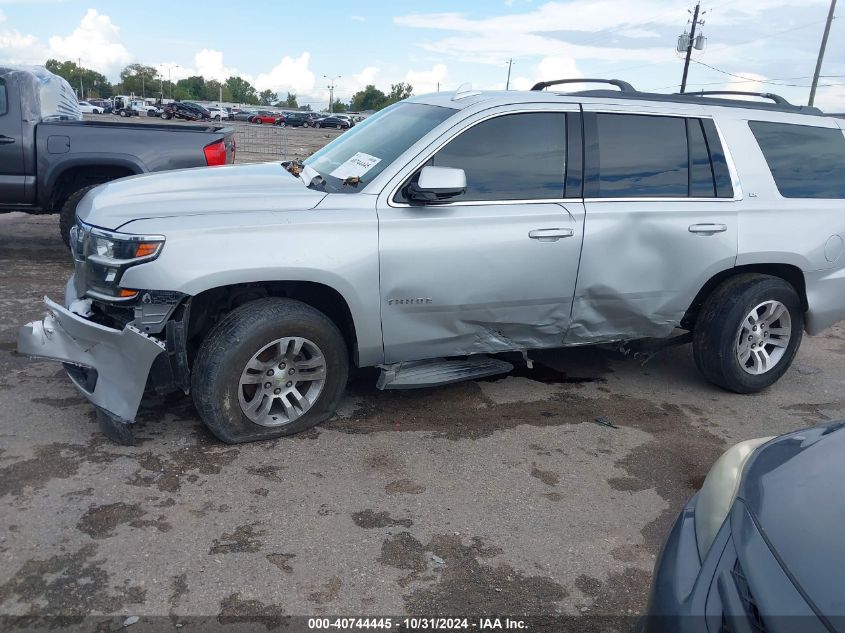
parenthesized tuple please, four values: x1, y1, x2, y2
(59, 184, 99, 247)
(693, 274, 803, 394)
(191, 298, 349, 444)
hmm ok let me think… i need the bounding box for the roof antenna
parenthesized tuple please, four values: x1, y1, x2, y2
(453, 83, 481, 101)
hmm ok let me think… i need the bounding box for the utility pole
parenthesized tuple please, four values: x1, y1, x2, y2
(324, 74, 340, 113)
(679, 3, 702, 93)
(505, 58, 513, 90)
(78, 57, 83, 99)
(809, 0, 837, 106)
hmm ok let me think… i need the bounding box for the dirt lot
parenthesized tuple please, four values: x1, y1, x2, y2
(2, 170, 845, 628)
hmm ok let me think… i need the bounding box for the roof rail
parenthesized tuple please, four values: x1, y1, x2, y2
(531, 78, 635, 92)
(683, 90, 791, 106)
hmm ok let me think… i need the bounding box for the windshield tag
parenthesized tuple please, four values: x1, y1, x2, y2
(329, 152, 381, 180)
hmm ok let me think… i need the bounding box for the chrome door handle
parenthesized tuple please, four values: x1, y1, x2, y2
(528, 228, 575, 241)
(689, 223, 727, 235)
(0, 136, 16, 145)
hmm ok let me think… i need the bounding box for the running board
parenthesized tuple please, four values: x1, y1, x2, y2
(377, 357, 514, 390)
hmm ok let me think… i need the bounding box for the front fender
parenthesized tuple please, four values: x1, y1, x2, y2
(118, 210, 384, 366)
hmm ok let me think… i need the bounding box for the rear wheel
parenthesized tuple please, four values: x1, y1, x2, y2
(693, 274, 803, 393)
(191, 298, 349, 444)
(255, 118, 262, 124)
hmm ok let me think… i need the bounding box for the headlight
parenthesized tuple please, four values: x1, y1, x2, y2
(695, 436, 773, 559)
(76, 223, 165, 302)
(88, 228, 164, 264)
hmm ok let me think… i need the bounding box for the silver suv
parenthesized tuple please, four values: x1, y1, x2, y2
(18, 79, 845, 444)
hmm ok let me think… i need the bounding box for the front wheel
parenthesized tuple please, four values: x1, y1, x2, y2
(192, 298, 349, 444)
(693, 274, 803, 393)
(254, 119, 262, 124)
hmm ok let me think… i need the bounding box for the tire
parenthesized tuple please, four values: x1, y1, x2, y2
(191, 298, 349, 444)
(336, 124, 342, 130)
(161, 112, 170, 119)
(255, 118, 262, 124)
(693, 274, 803, 394)
(59, 184, 100, 247)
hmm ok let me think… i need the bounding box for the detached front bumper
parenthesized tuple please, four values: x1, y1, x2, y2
(17, 296, 165, 423)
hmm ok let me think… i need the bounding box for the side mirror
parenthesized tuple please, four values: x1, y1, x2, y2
(406, 166, 466, 203)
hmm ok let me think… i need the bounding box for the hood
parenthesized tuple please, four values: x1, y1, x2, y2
(77, 162, 327, 230)
(738, 422, 845, 618)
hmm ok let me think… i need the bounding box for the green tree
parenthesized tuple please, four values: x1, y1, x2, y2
(349, 84, 387, 111)
(204, 79, 231, 102)
(45, 59, 112, 98)
(330, 98, 348, 113)
(386, 82, 413, 105)
(175, 75, 206, 100)
(258, 89, 277, 106)
(284, 92, 298, 108)
(118, 63, 159, 98)
(225, 76, 258, 104)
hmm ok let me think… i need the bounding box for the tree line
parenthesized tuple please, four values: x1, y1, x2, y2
(45, 59, 415, 112)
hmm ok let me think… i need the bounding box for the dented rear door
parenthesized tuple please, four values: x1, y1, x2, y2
(377, 106, 585, 364)
(567, 107, 739, 344)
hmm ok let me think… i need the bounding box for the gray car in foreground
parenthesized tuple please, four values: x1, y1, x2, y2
(17, 79, 845, 443)
(644, 421, 845, 633)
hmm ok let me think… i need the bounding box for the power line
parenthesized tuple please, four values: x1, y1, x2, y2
(689, 59, 845, 87)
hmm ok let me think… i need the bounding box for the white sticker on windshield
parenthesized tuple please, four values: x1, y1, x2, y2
(329, 152, 382, 180)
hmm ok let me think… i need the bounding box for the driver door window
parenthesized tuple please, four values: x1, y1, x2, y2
(399, 112, 571, 203)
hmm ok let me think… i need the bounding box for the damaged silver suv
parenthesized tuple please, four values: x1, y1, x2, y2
(18, 79, 845, 443)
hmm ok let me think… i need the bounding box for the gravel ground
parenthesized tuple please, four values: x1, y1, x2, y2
(2, 165, 845, 629)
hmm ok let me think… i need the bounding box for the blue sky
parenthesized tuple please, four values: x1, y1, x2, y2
(1, 0, 843, 109)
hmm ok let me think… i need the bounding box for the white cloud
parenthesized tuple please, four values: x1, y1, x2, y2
(350, 15, 365, 22)
(193, 48, 241, 82)
(47, 9, 130, 76)
(405, 63, 449, 94)
(254, 52, 315, 95)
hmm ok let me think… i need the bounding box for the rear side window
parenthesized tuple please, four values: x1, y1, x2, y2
(585, 113, 733, 198)
(749, 121, 845, 198)
(428, 112, 569, 201)
(0, 79, 7, 116)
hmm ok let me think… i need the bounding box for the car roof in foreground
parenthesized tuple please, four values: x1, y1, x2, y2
(407, 88, 837, 123)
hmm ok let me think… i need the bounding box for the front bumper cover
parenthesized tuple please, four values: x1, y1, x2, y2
(17, 296, 165, 423)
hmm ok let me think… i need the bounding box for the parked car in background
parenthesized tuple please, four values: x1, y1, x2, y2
(77, 101, 102, 114)
(161, 101, 209, 121)
(207, 106, 231, 121)
(0, 66, 235, 245)
(275, 112, 309, 127)
(251, 111, 282, 124)
(317, 115, 352, 129)
(16, 79, 845, 444)
(88, 98, 111, 112)
(303, 112, 324, 127)
(231, 110, 257, 122)
(644, 421, 845, 632)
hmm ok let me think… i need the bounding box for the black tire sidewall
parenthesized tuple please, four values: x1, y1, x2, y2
(192, 299, 348, 443)
(695, 277, 803, 393)
(59, 185, 99, 247)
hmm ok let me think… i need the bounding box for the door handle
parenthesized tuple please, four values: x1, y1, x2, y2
(528, 228, 575, 241)
(689, 223, 727, 235)
(0, 136, 16, 145)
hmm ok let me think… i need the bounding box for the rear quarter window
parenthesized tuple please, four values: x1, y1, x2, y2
(0, 79, 7, 115)
(749, 121, 845, 198)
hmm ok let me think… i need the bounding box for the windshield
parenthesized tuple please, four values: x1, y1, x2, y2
(303, 102, 456, 192)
